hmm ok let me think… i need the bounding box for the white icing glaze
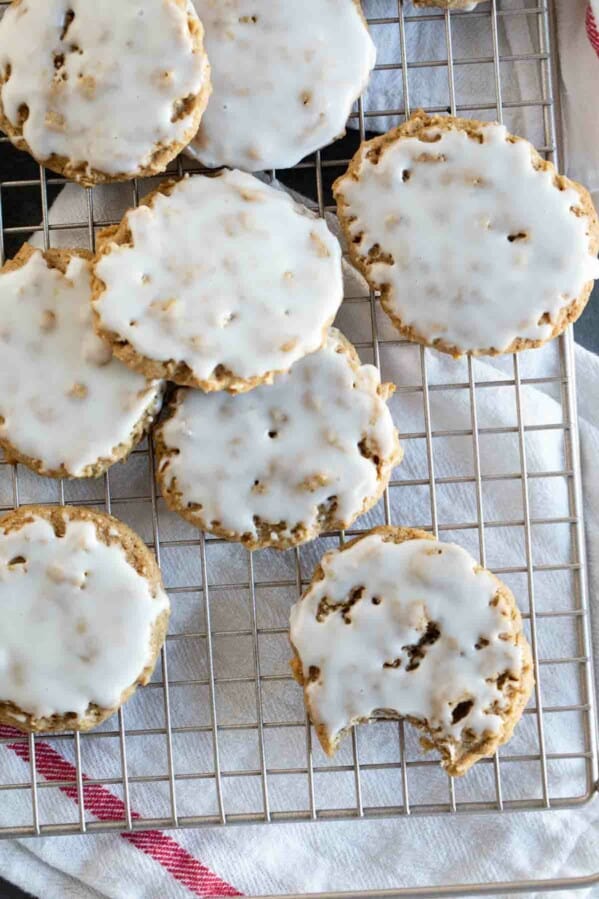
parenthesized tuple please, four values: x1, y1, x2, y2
(0, 249, 162, 476)
(336, 123, 599, 353)
(94, 171, 344, 385)
(290, 533, 525, 748)
(187, 0, 376, 171)
(0, 514, 169, 719)
(0, 0, 210, 178)
(157, 331, 399, 543)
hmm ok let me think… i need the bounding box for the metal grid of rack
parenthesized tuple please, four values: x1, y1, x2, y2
(0, 0, 597, 887)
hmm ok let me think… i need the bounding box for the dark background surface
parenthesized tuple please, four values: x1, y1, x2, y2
(579, 286, 599, 353)
(0, 139, 597, 899)
(0, 882, 33, 898)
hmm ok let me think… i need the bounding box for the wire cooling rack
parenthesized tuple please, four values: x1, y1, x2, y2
(0, 0, 598, 896)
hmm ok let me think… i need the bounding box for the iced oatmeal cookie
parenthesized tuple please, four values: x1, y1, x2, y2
(290, 526, 534, 775)
(0, 0, 211, 185)
(92, 171, 343, 392)
(187, 0, 375, 171)
(155, 330, 401, 550)
(334, 111, 599, 356)
(0, 505, 169, 733)
(0, 245, 163, 479)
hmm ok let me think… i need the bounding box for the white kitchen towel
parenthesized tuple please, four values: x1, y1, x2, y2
(556, 0, 599, 196)
(361, 0, 544, 141)
(1, 1, 599, 897)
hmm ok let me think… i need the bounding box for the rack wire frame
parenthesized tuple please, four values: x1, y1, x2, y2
(0, 0, 597, 892)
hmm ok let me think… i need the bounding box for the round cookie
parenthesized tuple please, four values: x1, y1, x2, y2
(290, 526, 534, 776)
(92, 170, 344, 392)
(334, 111, 599, 357)
(155, 329, 402, 551)
(0, 505, 170, 734)
(0, 0, 211, 186)
(0, 245, 163, 479)
(186, 0, 376, 172)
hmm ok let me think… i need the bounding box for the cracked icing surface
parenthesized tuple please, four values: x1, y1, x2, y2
(155, 330, 401, 550)
(290, 527, 533, 774)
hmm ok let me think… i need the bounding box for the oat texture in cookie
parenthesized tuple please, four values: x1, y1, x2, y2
(0, 505, 169, 732)
(0, 0, 211, 185)
(0, 246, 163, 478)
(92, 171, 344, 391)
(290, 527, 534, 775)
(334, 113, 599, 356)
(187, 0, 376, 172)
(155, 330, 402, 550)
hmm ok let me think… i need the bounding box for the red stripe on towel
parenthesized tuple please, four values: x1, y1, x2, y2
(587, 3, 599, 58)
(1, 726, 241, 897)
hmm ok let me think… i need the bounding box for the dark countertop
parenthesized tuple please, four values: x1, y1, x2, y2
(577, 284, 599, 353)
(0, 884, 34, 899)
(0, 141, 596, 899)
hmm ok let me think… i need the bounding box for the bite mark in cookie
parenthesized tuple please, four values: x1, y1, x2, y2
(290, 526, 534, 775)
